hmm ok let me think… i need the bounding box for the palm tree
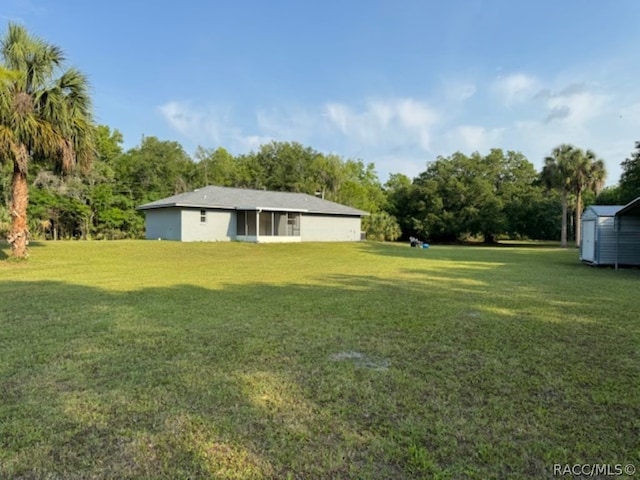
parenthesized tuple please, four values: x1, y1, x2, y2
(570, 149, 606, 246)
(541, 144, 575, 248)
(0, 23, 94, 258)
(542, 144, 607, 248)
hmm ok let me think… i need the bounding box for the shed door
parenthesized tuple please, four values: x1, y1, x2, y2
(582, 220, 596, 262)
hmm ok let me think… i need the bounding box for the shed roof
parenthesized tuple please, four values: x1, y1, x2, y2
(137, 185, 368, 216)
(615, 196, 640, 217)
(584, 205, 625, 217)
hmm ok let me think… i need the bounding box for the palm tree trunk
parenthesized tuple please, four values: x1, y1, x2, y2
(560, 189, 568, 248)
(8, 160, 29, 258)
(575, 189, 582, 247)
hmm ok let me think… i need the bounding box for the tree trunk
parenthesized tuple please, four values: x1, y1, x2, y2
(560, 189, 568, 248)
(483, 232, 496, 244)
(574, 189, 582, 247)
(8, 161, 29, 258)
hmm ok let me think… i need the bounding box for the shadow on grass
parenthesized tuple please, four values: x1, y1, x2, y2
(1, 274, 639, 479)
(0, 240, 48, 261)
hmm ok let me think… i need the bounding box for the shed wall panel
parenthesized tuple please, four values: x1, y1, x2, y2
(616, 215, 640, 265)
(595, 217, 618, 264)
(580, 210, 640, 266)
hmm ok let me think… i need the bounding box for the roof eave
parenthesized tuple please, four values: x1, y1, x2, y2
(616, 196, 640, 217)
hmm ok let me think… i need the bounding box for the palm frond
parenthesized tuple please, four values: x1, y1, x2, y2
(0, 22, 95, 175)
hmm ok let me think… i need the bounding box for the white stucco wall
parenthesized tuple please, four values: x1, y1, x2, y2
(144, 208, 182, 240)
(300, 214, 362, 242)
(181, 208, 235, 242)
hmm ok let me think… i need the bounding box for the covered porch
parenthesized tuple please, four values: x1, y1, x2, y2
(235, 209, 303, 243)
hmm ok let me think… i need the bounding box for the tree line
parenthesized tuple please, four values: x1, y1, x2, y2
(2, 22, 640, 259)
(1, 129, 387, 241)
(5, 122, 635, 246)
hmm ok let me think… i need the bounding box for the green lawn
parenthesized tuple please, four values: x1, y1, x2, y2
(1, 241, 638, 479)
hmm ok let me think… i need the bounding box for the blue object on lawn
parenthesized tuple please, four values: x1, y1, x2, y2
(422, 243, 430, 249)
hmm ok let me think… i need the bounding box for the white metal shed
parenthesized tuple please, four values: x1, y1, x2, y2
(580, 197, 640, 267)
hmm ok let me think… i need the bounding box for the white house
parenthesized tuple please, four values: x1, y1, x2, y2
(137, 185, 368, 242)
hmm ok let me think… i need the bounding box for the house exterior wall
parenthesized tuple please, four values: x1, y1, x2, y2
(144, 208, 364, 243)
(181, 208, 235, 242)
(144, 208, 182, 240)
(300, 214, 362, 242)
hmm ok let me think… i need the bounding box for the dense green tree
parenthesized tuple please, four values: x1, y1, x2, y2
(193, 146, 237, 188)
(0, 23, 94, 257)
(391, 149, 547, 242)
(335, 159, 385, 213)
(503, 187, 562, 240)
(619, 142, 640, 204)
(384, 173, 414, 238)
(89, 183, 142, 239)
(252, 141, 318, 192)
(498, 150, 548, 238)
(596, 185, 622, 205)
(94, 125, 124, 164)
(309, 153, 344, 201)
(113, 136, 192, 205)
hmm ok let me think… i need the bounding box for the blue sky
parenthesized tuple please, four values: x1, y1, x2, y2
(4, 0, 640, 185)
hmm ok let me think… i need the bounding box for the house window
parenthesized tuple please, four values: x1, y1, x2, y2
(200, 209, 206, 223)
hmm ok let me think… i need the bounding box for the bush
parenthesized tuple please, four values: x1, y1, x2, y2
(364, 212, 402, 241)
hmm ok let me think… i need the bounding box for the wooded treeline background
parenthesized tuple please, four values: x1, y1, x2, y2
(1, 124, 639, 243)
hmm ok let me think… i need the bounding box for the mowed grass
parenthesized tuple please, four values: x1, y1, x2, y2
(0, 240, 638, 479)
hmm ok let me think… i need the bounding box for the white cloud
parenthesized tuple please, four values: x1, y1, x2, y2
(158, 100, 268, 152)
(452, 125, 505, 153)
(541, 88, 608, 127)
(324, 98, 438, 151)
(158, 102, 196, 134)
(158, 97, 440, 182)
(494, 73, 539, 106)
(157, 71, 637, 186)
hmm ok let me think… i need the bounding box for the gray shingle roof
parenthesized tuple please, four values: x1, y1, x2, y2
(137, 185, 368, 216)
(586, 205, 625, 216)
